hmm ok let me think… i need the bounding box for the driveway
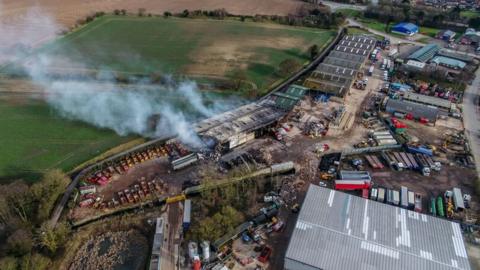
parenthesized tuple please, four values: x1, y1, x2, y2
(463, 67, 480, 180)
(322, 1, 366, 11)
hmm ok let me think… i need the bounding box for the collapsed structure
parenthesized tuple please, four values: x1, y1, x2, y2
(285, 185, 471, 270)
(304, 35, 376, 97)
(197, 85, 307, 153)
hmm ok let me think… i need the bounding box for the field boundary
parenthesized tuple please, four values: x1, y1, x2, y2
(48, 26, 344, 228)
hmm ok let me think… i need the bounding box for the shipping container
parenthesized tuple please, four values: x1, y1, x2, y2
(406, 153, 419, 169)
(362, 189, 369, 198)
(401, 186, 408, 208)
(406, 145, 433, 156)
(334, 178, 371, 190)
(430, 197, 437, 216)
(372, 156, 385, 169)
(183, 199, 191, 230)
(414, 194, 422, 212)
(408, 191, 415, 209)
(393, 190, 400, 205)
(453, 188, 465, 211)
(386, 189, 393, 204)
(377, 139, 398, 146)
(377, 188, 385, 203)
(339, 171, 371, 181)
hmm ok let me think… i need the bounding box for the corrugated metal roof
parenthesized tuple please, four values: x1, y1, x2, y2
(403, 92, 452, 109)
(408, 44, 440, 62)
(386, 98, 439, 122)
(285, 185, 471, 270)
(431, 56, 466, 69)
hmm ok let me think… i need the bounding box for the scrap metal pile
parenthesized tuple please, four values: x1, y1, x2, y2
(78, 178, 167, 209)
(86, 146, 168, 186)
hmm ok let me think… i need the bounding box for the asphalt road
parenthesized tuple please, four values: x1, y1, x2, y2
(463, 67, 480, 180)
(322, 1, 366, 11)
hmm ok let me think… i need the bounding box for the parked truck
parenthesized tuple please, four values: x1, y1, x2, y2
(378, 188, 386, 203)
(406, 145, 433, 157)
(415, 154, 431, 176)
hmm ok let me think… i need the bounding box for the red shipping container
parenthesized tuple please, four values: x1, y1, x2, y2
(362, 189, 369, 198)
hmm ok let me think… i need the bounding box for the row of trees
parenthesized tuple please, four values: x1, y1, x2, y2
(0, 170, 71, 270)
(365, 1, 480, 30)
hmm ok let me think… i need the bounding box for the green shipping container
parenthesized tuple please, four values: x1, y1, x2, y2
(394, 128, 406, 134)
(430, 197, 436, 216)
(437, 196, 445, 217)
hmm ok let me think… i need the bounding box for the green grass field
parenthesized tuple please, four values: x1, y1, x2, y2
(42, 16, 336, 92)
(336, 9, 363, 18)
(0, 17, 335, 182)
(0, 101, 136, 182)
(461, 10, 479, 19)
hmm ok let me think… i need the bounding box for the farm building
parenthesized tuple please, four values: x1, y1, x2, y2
(405, 60, 426, 70)
(402, 92, 452, 111)
(459, 31, 480, 45)
(304, 35, 375, 97)
(437, 49, 474, 63)
(197, 85, 306, 152)
(391, 22, 419, 36)
(284, 185, 471, 270)
(407, 44, 440, 62)
(436, 30, 456, 41)
(385, 98, 439, 123)
(431, 56, 466, 70)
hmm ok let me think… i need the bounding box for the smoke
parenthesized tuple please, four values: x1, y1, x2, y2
(0, 4, 241, 147)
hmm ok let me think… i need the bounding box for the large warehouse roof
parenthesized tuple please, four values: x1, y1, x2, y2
(403, 92, 452, 110)
(285, 185, 471, 270)
(386, 98, 439, 122)
(408, 44, 440, 62)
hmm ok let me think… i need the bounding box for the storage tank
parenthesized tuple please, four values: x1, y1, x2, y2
(437, 196, 445, 217)
(430, 197, 436, 216)
(201, 241, 210, 261)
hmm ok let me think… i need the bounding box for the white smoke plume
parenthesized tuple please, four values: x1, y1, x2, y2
(0, 4, 241, 147)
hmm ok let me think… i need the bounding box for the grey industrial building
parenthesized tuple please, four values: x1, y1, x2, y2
(285, 185, 471, 270)
(402, 92, 453, 111)
(197, 85, 306, 152)
(304, 35, 375, 97)
(385, 98, 439, 123)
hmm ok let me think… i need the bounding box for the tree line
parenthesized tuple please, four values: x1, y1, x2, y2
(0, 170, 71, 270)
(364, 0, 480, 31)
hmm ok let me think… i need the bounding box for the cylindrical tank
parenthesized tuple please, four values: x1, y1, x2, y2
(188, 242, 198, 259)
(201, 241, 210, 261)
(437, 196, 445, 217)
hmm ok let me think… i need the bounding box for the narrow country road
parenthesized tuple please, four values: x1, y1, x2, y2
(322, 1, 366, 11)
(463, 67, 480, 180)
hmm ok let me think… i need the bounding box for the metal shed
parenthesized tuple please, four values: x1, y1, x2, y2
(285, 185, 471, 270)
(385, 98, 439, 123)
